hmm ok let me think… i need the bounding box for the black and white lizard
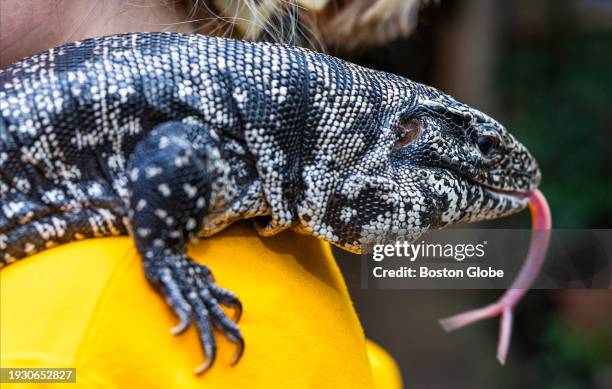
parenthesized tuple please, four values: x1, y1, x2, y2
(0, 32, 541, 373)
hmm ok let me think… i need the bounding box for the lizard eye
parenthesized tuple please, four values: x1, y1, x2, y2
(476, 134, 499, 156)
(394, 119, 422, 149)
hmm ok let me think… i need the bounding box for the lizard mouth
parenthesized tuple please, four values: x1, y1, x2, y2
(481, 185, 530, 199)
(452, 170, 532, 208)
(476, 180, 532, 215)
(483, 186, 531, 208)
(433, 158, 537, 207)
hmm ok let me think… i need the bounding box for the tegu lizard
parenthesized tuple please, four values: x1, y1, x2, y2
(0, 32, 542, 373)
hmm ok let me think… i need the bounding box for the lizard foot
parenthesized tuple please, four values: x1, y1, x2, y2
(145, 253, 244, 374)
(126, 121, 244, 373)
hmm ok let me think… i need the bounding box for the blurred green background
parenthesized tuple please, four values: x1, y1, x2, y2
(331, 0, 612, 388)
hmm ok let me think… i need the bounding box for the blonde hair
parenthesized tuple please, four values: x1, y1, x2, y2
(180, 0, 431, 51)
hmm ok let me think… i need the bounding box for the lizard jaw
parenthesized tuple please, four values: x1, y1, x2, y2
(449, 166, 533, 207)
(483, 188, 531, 217)
(445, 170, 533, 223)
(480, 178, 533, 210)
(483, 186, 530, 205)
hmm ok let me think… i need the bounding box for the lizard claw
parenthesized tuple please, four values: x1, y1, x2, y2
(194, 328, 243, 374)
(195, 359, 214, 375)
(170, 316, 191, 335)
(159, 267, 192, 335)
(201, 269, 243, 323)
(230, 336, 245, 366)
(146, 254, 244, 374)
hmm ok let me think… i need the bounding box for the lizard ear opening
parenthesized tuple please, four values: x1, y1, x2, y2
(394, 118, 422, 149)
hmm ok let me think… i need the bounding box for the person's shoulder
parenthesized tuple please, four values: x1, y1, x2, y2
(1, 223, 377, 388)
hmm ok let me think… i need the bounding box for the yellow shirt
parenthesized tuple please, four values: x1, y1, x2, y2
(1, 222, 402, 388)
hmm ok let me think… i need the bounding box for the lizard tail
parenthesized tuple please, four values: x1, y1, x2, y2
(0, 206, 128, 267)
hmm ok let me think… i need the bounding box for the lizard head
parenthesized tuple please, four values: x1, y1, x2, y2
(308, 83, 541, 253)
(390, 86, 542, 226)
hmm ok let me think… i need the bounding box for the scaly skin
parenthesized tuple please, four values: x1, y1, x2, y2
(0, 32, 541, 373)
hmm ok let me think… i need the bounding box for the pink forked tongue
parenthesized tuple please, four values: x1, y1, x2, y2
(439, 189, 552, 365)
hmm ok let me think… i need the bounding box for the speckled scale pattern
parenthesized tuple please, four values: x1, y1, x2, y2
(0, 32, 541, 371)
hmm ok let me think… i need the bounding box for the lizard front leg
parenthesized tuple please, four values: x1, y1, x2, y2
(127, 122, 243, 374)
